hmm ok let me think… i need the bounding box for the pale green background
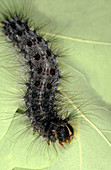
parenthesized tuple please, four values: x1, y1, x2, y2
(0, 0, 111, 170)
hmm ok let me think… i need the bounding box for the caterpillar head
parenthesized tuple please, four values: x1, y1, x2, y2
(55, 122, 74, 147)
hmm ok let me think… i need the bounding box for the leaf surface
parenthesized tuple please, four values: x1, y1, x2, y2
(0, 0, 111, 170)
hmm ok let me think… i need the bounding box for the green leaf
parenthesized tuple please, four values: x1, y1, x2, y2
(0, 0, 111, 170)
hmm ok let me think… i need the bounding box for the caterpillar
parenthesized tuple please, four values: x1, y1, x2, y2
(1, 2, 74, 147)
(0, 0, 110, 170)
(0, 0, 77, 169)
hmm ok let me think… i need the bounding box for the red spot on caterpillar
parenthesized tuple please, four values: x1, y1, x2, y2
(34, 54, 40, 60)
(50, 68, 55, 75)
(35, 81, 40, 87)
(17, 31, 22, 36)
(47, 83, 52, 89)
(38, 68, 42, 74)
(32, 38, 36, 42)
(27, 40, 32, 47)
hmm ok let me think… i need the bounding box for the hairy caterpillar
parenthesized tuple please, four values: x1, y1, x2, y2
(0, 0, 111, 170)
(0, 0, 77, 169)
(1, 1, 74, 146)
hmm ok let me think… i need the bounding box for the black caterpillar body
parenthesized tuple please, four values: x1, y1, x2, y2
(2, 14, 74, 146)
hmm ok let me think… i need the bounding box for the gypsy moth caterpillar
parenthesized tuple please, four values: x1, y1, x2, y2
(0, 0, 77, 169)
(0, 0, 111, 170)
